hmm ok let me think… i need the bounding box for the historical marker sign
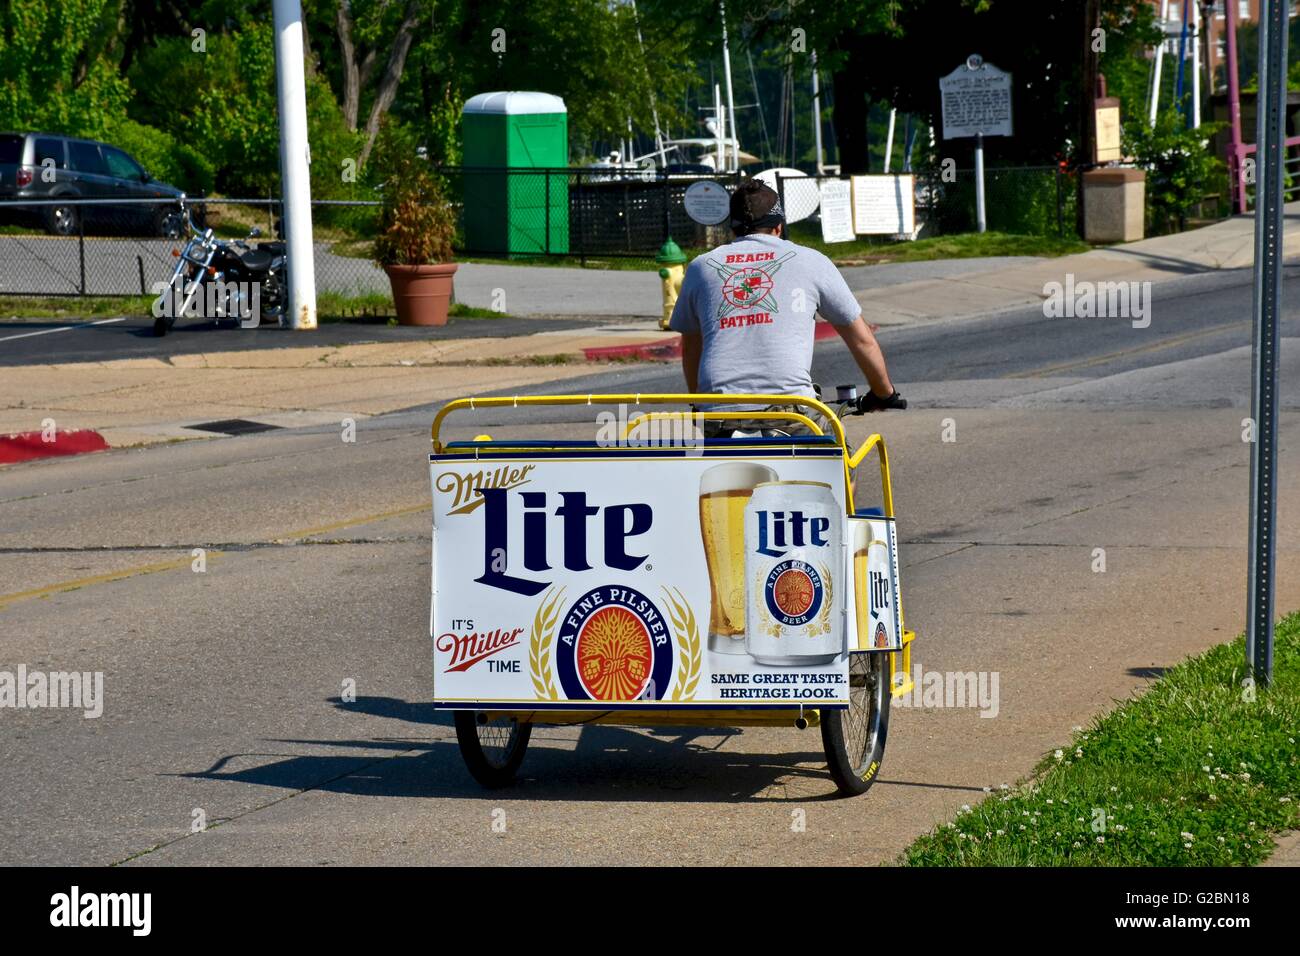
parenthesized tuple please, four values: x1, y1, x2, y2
(939, 56, 1013, 139)
(683, 180, 732, 225)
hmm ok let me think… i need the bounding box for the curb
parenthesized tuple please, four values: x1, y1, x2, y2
(0, 428, 110, 465)
(581, 321, 842, 362)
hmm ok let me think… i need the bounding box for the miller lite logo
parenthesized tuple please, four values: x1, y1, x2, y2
(556, 586, 673, 701)
(762, 560, 825, 627)
(754, 509, 831, 558)
(474, 488, 653, 595)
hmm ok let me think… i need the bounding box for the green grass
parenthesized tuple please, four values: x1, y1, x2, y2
(0, 294, 156, 319)
(796, 229, 1091, 265)
(902, 611, 1300, 866)
(331, 225, 1088, 272)
(316, 289, 508, 323)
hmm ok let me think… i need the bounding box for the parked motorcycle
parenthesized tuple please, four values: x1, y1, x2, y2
(154, 198, 286, 336)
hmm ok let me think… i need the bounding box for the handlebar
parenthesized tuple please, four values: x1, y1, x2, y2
(828, 387, 908, 418)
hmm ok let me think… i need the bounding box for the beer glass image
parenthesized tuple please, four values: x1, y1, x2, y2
(853, 519, 890, 650)
(744, 481, 843, 666)
(699, 462, 778, 653)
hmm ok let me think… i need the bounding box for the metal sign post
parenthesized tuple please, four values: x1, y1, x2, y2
(939, 55, 1012, 235)
(1247, 1, 1287, 687)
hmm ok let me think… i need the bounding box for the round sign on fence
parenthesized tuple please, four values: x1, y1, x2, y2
(683, 181, 731, 225)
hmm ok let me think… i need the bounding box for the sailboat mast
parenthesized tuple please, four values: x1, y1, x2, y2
(720, 0, 738, 172)
(811, 49, 824, 174)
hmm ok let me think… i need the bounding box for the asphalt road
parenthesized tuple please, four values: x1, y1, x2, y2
(2, 268, 1298, 865)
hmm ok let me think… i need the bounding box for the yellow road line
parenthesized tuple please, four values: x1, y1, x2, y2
(0, 552, 219, 611)
(0, 501, 432, 612)
(276, 502, 430, 541)
(1008, 321, 1251, 379)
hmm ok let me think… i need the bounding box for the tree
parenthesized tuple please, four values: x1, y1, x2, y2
(330, 0, 428, 168)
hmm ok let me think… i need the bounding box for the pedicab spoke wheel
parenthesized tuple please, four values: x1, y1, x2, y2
(454, 710, 532, 788)
(821, 652, 891, 796)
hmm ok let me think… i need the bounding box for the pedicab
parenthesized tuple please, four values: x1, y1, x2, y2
(428, 391, 916, 796)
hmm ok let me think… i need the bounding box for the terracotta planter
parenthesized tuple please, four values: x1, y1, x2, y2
(384, 262, 459, 326)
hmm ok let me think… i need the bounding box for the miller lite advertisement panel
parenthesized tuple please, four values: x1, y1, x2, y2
(430, 451, 876, 710)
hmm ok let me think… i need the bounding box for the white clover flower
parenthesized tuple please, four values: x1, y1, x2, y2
(1054, 749, 1063, 760)
(1155, 736, 1162, 745)
(996, 829, 1005, 836)
(1097, 836, 1105, 844)
(1181, 831, 1194, 841)
(961, 804, 971, 813)
(1184, 842, 1193, 849)
(1075, 748, 1084, 758)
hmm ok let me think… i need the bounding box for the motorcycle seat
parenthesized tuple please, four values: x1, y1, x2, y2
(240, 248, 273, 271)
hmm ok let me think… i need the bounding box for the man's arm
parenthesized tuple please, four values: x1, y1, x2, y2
(834, 316, 895, 397)
(680, 331, 702, 393)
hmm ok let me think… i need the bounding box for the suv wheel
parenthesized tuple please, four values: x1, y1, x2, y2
(155, 206, 184, 239)
(45, 202, 79, 236)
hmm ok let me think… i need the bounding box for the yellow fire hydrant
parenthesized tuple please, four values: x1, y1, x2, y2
(656, 238, 687, 330)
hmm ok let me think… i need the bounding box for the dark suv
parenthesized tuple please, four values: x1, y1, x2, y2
(0, 132, 187, 237)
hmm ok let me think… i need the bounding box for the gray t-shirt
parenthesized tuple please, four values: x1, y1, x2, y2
(668, 233, 861, 409)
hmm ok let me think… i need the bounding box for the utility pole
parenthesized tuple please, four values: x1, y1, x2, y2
(1078, 0, 1100, 238)
(272, 0, 317, 330)
(1246, 0, 1288, 687)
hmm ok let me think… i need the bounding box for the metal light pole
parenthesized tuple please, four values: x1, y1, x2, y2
(272, 0, 317, 330)
(1246, 0, 1287, 687)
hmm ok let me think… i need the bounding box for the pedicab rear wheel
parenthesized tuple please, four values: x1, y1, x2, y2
(454, 710, 532, 788)
(821, 652, 891, 796)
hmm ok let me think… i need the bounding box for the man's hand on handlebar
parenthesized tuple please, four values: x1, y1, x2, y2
(855, 390, 907, 413)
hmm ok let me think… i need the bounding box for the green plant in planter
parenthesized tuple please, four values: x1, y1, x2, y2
(372, 158, 456, 266)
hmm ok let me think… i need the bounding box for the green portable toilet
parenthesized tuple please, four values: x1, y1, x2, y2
(462, 91, 569, 256)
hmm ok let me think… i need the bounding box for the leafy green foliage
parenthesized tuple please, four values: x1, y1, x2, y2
(1124, 108, 1226, 234)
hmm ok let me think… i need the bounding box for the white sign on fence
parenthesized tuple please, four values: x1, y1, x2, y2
(818, 179, 856, 243)
(939, 57, 1013, 139)
(683, 180, 732, 225)
(851, 175, 915, 235)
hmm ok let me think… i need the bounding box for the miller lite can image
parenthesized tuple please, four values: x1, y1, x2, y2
(699, 462, 779, 654)
(743, 481, 843, 666)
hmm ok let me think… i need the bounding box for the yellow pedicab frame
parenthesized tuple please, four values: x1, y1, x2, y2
(431, 393, 916, 727)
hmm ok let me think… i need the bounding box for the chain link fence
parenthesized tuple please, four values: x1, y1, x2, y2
(0, 165, 1078, 303)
